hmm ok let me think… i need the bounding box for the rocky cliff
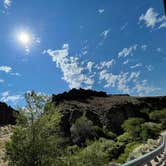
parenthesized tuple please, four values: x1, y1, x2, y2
(52, 89, 166, 136)
(0, 102, 18, 125)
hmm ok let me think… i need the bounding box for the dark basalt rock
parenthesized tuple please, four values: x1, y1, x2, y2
(52, 88, 107, 104)
(0, 102, 18, 125)
(52, 89, 166, 138)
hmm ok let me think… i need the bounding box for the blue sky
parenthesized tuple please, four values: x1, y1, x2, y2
(0, 0, 166, 107)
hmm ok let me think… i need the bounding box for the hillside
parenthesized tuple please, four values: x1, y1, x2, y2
(0, 102, 18, 126)
(52, 89, 166, 136)
(3, 89, 166, 165)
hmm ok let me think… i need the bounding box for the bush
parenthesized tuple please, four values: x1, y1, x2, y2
(70, 116, 99, 146)
(62, 138, 112, 166)
(140, 122, 161, 141)
(122, 118, 145, 141)
(116, 142, 140, 164)
(150, 109, 166, 129)
(5, 92, 64, 166)
(117, 132, 133, 143)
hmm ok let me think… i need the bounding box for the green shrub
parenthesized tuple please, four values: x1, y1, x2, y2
(122, 118, 145, 141)
(70, 116, 99, 146)
(117, 132, 133, 143)
(150, 109, 166, 129)
(116, 142, 140, 164)
(5, 92, 64, 166)
(62, 138, 112, 166)
(140, 122, 161, 141)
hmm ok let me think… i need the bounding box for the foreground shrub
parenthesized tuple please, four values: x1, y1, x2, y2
(62, 138, 124, 166)
(5, 92, 64, 166)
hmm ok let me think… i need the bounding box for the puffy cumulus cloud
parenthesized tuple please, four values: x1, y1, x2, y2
(99, 70, 141, 94)
(99, 69, 158, 95)
(46, 43, 159, 96)
(0, 91, 22, 105)
(133, 80, 160, 96)
(45, 44, 94, 89)
(0, 66, 12, 73)
(3, 0, 12, 9)
(139, 8, 166, 29)
(87, 61, 94, 72)
(118, 45, 137, 58)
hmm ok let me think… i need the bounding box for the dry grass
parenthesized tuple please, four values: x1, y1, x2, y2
(0, 125, 14, 166)
(128, 137, 162, 160)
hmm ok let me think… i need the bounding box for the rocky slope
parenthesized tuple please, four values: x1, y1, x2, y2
(52, 89, 166, 136)
(0, 102, 18, 126)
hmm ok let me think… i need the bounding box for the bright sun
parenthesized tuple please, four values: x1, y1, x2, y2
(17, 32, 31, 45)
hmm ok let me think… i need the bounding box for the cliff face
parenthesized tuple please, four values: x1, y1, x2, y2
(0, 102, 18, 125)
(52, 89, 166, 136)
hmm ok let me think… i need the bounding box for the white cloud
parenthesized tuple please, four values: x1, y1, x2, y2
(139, 8, 166, 29)
(0, 91, 22, 104)
(98, 9, 104, 14)
(99, 69, 158, 95)
(100, 59, 115, 69)
(46, 44, 94, 89)
(133, 80, 160, 96)
(3, 0, 12, 9)
(45, 43, 159, 96)
(87, 61, 94, 72)
(123, 59, 129, 65)
(159, 22, 166, 29)
(0, 66, 12, 73)
(139, 8, 158, 28)
(95, 59, 115, 70)
(99, 70, 141, 94)
(130, 63, 142, 69)
(118, 45, 137, 58)
(100, 29, 110, 39)
(99, 70, 118, 88)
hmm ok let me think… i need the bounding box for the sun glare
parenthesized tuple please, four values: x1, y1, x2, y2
(17, 32, 31, 45)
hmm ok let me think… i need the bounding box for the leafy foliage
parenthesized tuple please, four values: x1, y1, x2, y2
(5, 92, 64, 166)
(122, 118, 145, 141)
(150, 109, 166, 129)
(4, 91, 166, 165)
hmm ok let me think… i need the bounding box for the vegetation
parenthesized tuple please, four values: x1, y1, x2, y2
(5, 92, 64, 166)
(2, 90, 166, 165)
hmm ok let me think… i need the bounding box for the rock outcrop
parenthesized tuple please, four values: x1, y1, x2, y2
(52, 89, 166, 136)
(0, 102, 18, 125)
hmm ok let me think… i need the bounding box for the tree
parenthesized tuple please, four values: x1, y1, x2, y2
(5, 91, 64, 166)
